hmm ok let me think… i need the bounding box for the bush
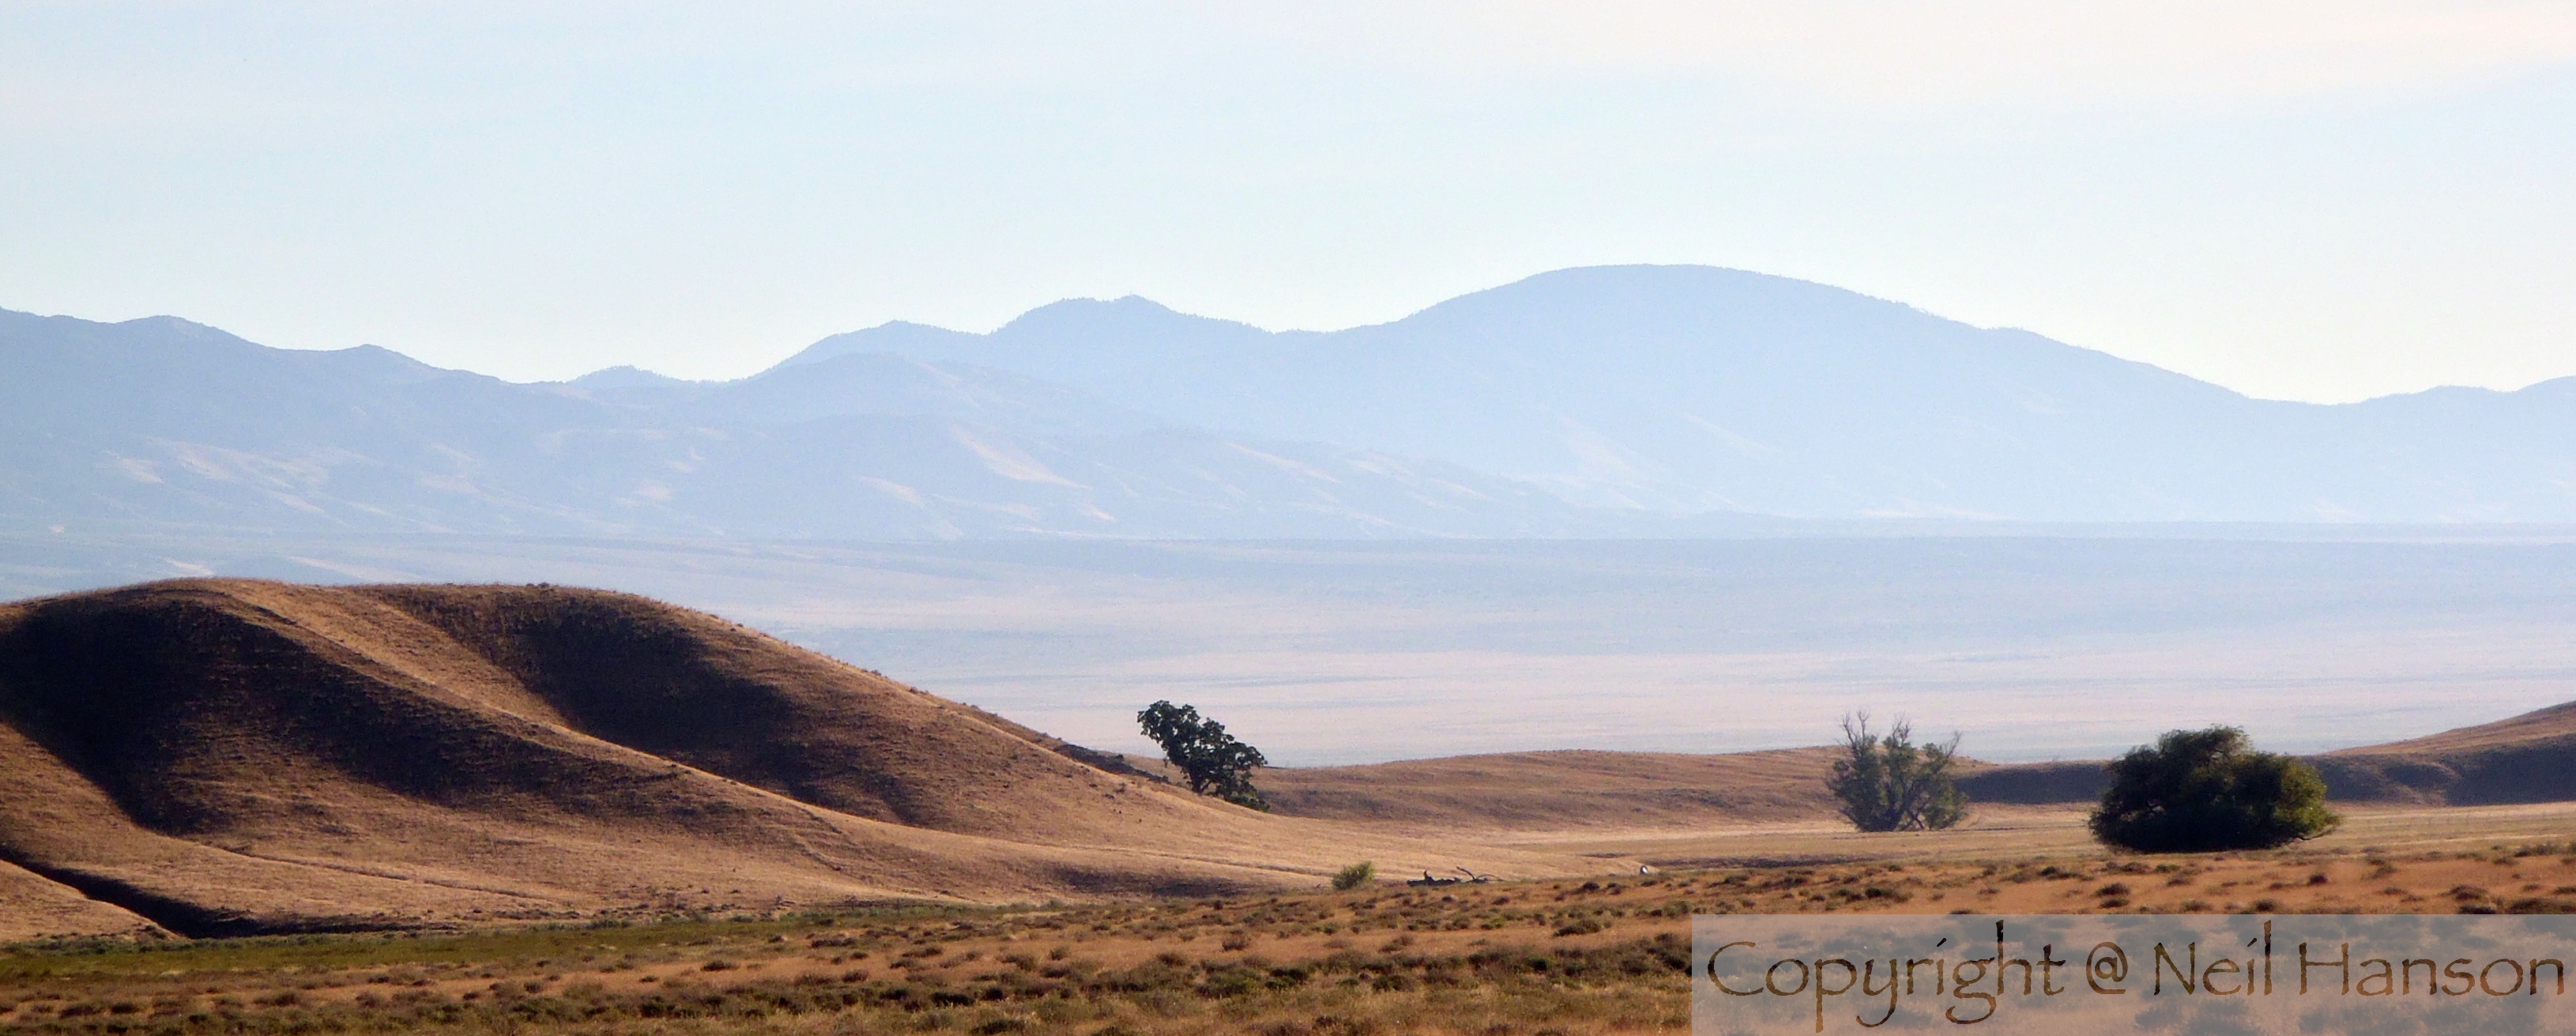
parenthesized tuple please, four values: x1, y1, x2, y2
(1827, 714, 1966, 832)
(2089, 726, 2338, 852)
(1330, 861, 1376, 891)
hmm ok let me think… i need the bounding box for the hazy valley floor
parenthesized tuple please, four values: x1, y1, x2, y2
(9, 531, 2576, 764)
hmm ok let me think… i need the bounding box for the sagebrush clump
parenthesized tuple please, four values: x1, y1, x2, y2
(1330, 862, 1376, 891)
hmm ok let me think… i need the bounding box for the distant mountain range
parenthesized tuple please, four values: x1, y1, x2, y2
(9, 264, 2576, 537)
(0, 305, 1579, 538)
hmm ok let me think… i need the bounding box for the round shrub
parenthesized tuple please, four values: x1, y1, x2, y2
(2089, 726, 2339, 852)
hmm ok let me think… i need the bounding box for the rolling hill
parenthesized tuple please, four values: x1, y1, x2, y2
(2311, 701, 2576, 804)
(1254, 699, 2576, 832)
(1253, 749, 1843, 832)
(1948, 701, 2576, 808)
(0, 579, 1586, 941)
(5, 576, 2570, 941)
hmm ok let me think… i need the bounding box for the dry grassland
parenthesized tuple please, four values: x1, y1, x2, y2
(0, 580, 1601, 939)
(8, 577, 2575, 1034)
(1505, 801, 2576, 869)
(6, 806, 2572, 1036)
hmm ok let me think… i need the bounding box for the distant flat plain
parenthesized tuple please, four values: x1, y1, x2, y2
(6, 528, 2574, 765)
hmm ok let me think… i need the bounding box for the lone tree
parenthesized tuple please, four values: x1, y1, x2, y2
(1136, 700, 1270, 811)
(2089, 726, 2338, 852)
(1828, 713, 1967, 832)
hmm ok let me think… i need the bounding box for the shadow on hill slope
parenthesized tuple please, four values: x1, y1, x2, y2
(0, 579, 1584, 939)
(1951, 703, 2576, 808)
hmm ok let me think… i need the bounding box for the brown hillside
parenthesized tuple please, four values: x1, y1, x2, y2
(2336, 699, 2576, 753)
(1950, 760, 2113, 805)
(2314, 699, 2576, 804)
(0, 580, 1589, 939)
(1952, 700, 2576, 807)
(1265, 700, 2576, 827)
(1259, 748, 1843, 832)
(351, 582, 1249, 846)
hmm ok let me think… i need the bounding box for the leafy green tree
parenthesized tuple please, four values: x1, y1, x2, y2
(2089, 726, 2338, 852)
(1136, 700, 1270, 811)
(1828, 713, 1967, 832)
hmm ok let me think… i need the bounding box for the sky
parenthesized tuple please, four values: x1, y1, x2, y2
(3, 2, 2574, 402)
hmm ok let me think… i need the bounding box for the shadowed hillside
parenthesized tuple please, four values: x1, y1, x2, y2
(7, 577, 2567, 941)
(2312, 701, 2576, 804)
(1952, 701, 2576, 807)
(0, 580, 1586, 940)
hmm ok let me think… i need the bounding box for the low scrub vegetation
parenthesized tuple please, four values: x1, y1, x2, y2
(6, 842, 2570, 1035)
(1329, 862, 1376, 892)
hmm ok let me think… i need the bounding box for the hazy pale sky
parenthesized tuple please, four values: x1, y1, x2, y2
(3, 2, 2572, 401)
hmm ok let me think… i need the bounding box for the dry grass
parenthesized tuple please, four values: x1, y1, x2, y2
(7, 575, 2575, 969)
(0, 891, 1693, 1036)
(1256, 749, 1843, 832)
(1499, 801, 2576, 870)
(0, 579, 1598, 940)
(7, 831, 2574, 1036)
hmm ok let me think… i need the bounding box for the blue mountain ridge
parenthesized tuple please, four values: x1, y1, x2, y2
(785, 265, 2576, 522)
(7, 264, 2574, 537)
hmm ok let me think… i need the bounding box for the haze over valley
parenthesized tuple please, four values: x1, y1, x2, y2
(10, 525, 2576, 768)
(10, 265, 2576, 766)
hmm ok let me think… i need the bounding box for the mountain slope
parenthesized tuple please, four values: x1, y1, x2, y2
(784, 266, 2576, 521)
(0, 309, 1581, 538)
(0, 309, 627, 533)
(672, 352, 1162, 435)
(0, 579, 1587, 937)
(18, 262, 2576, 533)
